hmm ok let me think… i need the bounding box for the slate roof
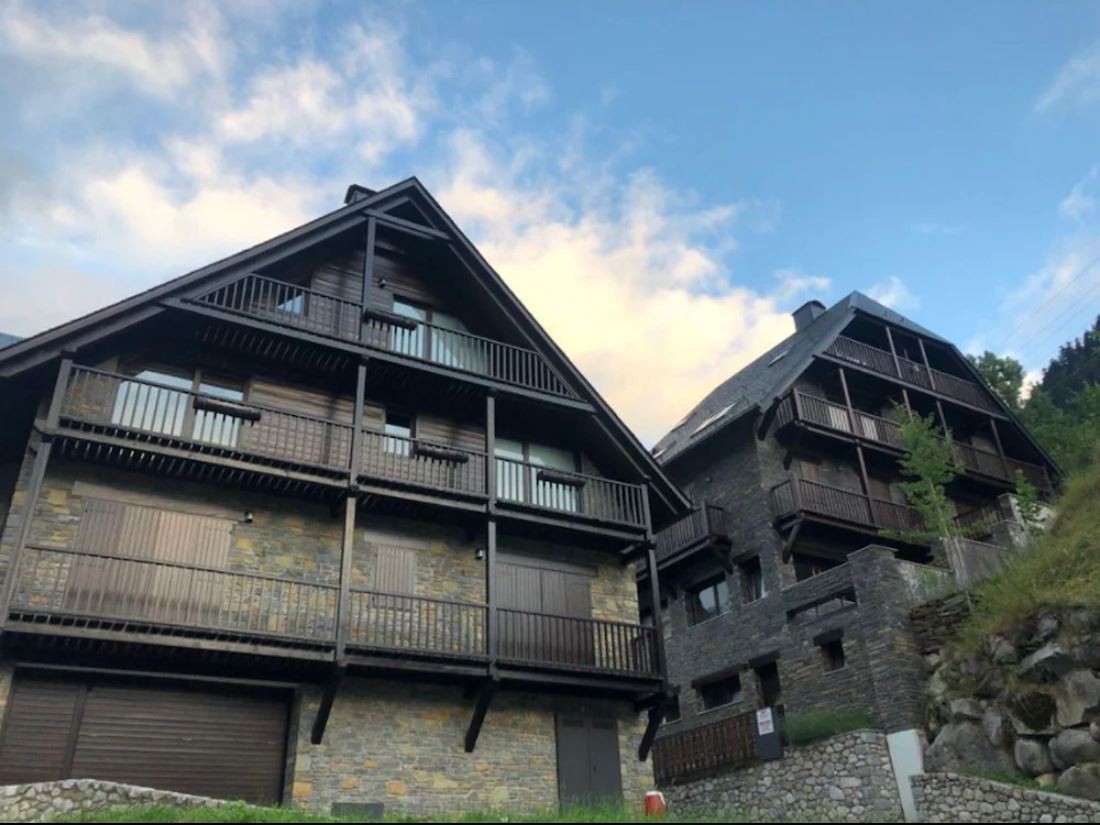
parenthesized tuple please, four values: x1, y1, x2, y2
(650, 291, 951, 466)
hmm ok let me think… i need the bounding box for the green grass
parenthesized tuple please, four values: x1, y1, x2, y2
(780, 708, 876, 747)
(57, 802, 739, 823)
(955, 457, 1100, 650)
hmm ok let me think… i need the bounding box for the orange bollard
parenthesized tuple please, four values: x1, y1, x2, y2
(644, 790, 667, 818)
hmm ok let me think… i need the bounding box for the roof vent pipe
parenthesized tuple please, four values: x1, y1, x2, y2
(792, 300, 826, 331)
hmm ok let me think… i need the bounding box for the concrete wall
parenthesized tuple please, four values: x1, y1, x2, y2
(289, 677, 652, 816)
(662, 730, 904, 822)
(912, 772, 1100, 823)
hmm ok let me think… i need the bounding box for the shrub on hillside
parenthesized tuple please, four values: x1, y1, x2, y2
(780, 709, 875, 747)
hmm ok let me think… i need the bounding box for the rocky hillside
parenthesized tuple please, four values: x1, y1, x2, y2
(922, 460, 1100, 802)
(925, 607, 1100, 800)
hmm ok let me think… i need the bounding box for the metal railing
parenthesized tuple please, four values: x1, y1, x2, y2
(359, 430, 487, 496)
(60, 366, 354, 473)
(496, 608, 659, 676)
(7, 546, 339, 645)
(190, 274, 576, 398)
(771, 477, 924, 534)
(826, 336, 999, 412)
(495, 457, 647, 528)
(654, 504, 729, 562)
(652, 709, 758, 784)
(193, 274, 363, 341)
(345, 589, 486, 658)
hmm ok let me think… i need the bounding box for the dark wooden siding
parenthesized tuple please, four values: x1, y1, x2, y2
(0, 676, 83, 784)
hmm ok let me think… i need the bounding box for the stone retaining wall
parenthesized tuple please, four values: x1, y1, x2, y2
(0, 779, 229, 823)
(912, 772, 1100, 823)
(662, 730, 904, 822)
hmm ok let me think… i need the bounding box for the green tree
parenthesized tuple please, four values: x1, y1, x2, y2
(967, 350, 1025, 412)
(1020, 384, 1100, 475)
(1037, 315, 1100, 407)
(886, 407, 962, 542)
(1013, 470, 1045, 538)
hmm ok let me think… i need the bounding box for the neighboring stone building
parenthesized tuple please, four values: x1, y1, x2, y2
(642, 293, 1059, 744)
(0, 178, 688, 815)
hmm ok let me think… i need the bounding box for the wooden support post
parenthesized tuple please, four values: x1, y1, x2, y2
(838, 367, 858, 437)
(0, 439, 53, 630)
(335, 494, 356, 663)
(638, 705, 664, 762)
(350, 361, 368, 481)
(935, 399, 949, 433)
(900, 388, 912, 412)
(640, 480, 668, 690)
(485, 517, 498, 668)
(917, 338, 937, 391)
(359, 217, 377, 343)
(989, 418, 1012, 482)
(45, 355, 74, 431)
(310, 667, 345, 745)
(464, 679, 497, 753)
(884, 326, 903, 378)
(485, 392, 496, 507)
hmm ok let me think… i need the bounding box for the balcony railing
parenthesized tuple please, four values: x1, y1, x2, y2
(359, 430, 487, 497)
(190, 274, 576, 398)
(654, 504, 729, 563)
(5, 547, 660, 679)
(771, 477, 925, 535)
(60, 366, 354, 475)
(776, 390, 1052, 493)
(496, 608, 659, 677)
(825, 336, 999, 412)
(7, 546, 339, 646)
(495, 457, 647, 528)
(653, 709, 758, 784)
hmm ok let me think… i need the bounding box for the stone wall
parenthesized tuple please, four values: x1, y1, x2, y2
(290, 676, 652, 816)
(662, 730, 904, 822)
(0, 779, 229, 823)
(912, 772, 1100, 823)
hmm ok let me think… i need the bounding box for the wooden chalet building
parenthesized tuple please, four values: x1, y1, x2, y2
(641, 293, 1059, 756)
(0, 178, 688, 814)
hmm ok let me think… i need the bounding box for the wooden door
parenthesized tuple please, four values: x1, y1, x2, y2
(555, 714, 623, 806)
(497, 561, 593, 667)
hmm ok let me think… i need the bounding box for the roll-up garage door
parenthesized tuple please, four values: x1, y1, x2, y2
(0, 672, 289, 804)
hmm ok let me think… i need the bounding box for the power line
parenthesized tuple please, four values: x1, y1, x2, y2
(1002, 252, 1100, 349)
(1004, 277, 1100, 356)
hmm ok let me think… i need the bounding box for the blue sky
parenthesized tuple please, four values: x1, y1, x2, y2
(2, 1, 1100, 443)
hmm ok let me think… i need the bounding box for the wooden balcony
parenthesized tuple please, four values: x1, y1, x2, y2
(824, 336, 1000, 413)
(770, 477, 925, 536)
(653, 504, 730, 564)
(775, 389, 1053, 493)
(188, 274, 577, 400)
(5, 546, 660, 681)
(53, 367, 646, 532)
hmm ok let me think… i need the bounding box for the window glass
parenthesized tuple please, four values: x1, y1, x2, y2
(390, 299, 427, 358)
(193, 377, 246, 448)
(663, 698, 681, 724)
(687, 578, 730, 626)
(112, 368, 192, 437)
(383, 411, 413, 455)
(699, 675, 742, 711)
(740, 557, 766, 603)
(822, 639, 846, 672)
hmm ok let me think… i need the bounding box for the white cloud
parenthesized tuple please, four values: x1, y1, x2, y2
(772, 268, 831, 302)
(909, 222, 964, 236)
(1059, 166, 1099, 222)
(0, 1, 228, 100)
(866, 276, 920, 311)
(1036, 42, 1100, 114)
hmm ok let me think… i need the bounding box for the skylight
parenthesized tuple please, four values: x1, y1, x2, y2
(690, 403, 736, 437)
(768, 349, 789, 366)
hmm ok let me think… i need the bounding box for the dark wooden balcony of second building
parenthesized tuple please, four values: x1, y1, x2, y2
(640, 504, 731, 574)
(184, 274, 579, 402)
(770, 476, 926, 537)
(774, 389, 1053, 494)
(49, 366, 648, 534)
(3, 545, 662, 688)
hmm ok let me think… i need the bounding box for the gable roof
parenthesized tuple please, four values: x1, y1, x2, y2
(0, 177, 689, 519)
(651, 291, 1059, 473)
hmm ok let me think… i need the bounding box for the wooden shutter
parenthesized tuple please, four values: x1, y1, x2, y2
(373, 545, 417, 594)
(0, 675, 84, 784)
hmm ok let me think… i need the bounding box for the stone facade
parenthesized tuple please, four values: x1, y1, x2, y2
(289, 677, 652, 816)
(0, 779, 230, 823)
(912, 772, 1100, 823)
(662, 730, 903, 822)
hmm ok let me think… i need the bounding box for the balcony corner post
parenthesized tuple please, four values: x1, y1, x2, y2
(645, 541, 668, 690)
(0, 435, 54, 631)
(350, 360, 368, 481)
(45, 354, 75, 432)
(358, 217, 378, 343)
(883, 326, 903, 379)
(917, 337, 938, 391)
(485, 392, 496, 505)
(988, 418, 1012, 482)
(335, 492, 357, 664)
(484, 516, 498, 671)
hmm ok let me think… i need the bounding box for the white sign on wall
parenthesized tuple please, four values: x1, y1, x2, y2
(756, 708, 775, 735)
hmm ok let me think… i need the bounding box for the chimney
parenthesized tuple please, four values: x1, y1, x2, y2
(792, 300, 826, 332)
(344, 184, 376, 205)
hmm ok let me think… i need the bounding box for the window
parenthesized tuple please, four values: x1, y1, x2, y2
(382, 410, 414, 455)
(663, 698, 681, 724)
(391, 299, 485, 372)
(740, 557, 766, 604)
(698, 675, 742, 711)
(821, 639, 846, 672)
(686, 577, 730, 626)
(494, 438, 579, 512)
(755, 662, 782, 708)
(390, 299, 428, 358)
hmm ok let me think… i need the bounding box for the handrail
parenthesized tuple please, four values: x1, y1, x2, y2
(494, 456, 647, 527)
(359, 429, 488, 496)
(654, 504, 728, 561)
(771, 477, 924, 533)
